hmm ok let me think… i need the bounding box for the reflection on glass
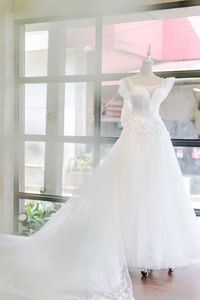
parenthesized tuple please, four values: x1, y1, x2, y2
(193, 87, 200, 138)
(24, 142, 45, 194)
(65, 82, 94, 136)
(65, 19, 96, 75)
(101, 81, 123, 137)
(102, 16, 200, 73)
(101, 79, 200, 139)
(175, 146, 200, 209)
(160, 80, 200, 139)
(23, 18, 95, 77)
(24, 82, 94, 136)
(19, 199, 63, 236)
(25, 84, 47, 135)
(62, 143, 93, 196)
(25, 30, 49, 77)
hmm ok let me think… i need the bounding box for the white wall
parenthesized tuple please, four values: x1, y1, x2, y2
(12, 0, 182, 20)
(0, 0, 14, 232)
(12, 0, 150, 19)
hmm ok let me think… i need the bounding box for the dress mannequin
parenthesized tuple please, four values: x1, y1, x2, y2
(128, 45, 163, 87)
(106, 46, 161, 109)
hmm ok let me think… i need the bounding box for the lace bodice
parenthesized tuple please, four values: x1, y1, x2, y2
(118, 76, 175, 126)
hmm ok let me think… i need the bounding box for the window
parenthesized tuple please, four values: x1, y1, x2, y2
(15, 4, 200, 233)
(15, 18, 97, 233)
(102, 14, 200, 73)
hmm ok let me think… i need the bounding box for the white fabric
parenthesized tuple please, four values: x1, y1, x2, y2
(0, 160, 134, 300)
(118, 76, 200, 270)
(0, 76, 200, 299)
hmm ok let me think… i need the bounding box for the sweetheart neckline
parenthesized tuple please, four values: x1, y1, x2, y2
(127, 77, 164, 88)
(125, 76, 175, 100)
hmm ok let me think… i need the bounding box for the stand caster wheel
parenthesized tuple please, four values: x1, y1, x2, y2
(168, 268, 174, 272)
(141, 269, 149, 277)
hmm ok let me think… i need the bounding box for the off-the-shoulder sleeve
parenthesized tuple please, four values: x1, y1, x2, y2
(118, 79, 126, 98)
(118, 78, 132, 127)
(163, 77, 176, 99)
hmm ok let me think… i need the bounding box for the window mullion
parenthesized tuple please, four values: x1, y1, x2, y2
(93, 16, 103, 167)
(44, 28, 66, 195)
(14, 23, 25, 232)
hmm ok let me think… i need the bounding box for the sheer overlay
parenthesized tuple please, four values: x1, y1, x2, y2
(0, 76, 200, 299)
(118, 76, 200, 270)
(0, 148, 134, 299)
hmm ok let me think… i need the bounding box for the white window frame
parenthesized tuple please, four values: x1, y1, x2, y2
(14, 1, 200, 231)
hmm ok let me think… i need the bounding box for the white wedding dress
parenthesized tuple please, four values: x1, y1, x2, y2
(0, 76, 200, 300)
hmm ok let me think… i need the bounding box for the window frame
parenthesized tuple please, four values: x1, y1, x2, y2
(14, 1, 200, 231)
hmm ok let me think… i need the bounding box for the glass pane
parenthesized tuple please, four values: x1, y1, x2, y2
(24, 142, 45, 194)
(62, 143, 94, 196)
(65, 82, 94, 136)
(24, 82, 94, 136)
(18, 199, 63, 236)
(25, 30, 49, 77)
(161, 79, 200, 139)
(101, 81, 122, 137)
(65, 19, 96, 75)
(23, 18, 95, 77)
(24, 142, 94, 197)
(101, 79, 200, 139)
(102, 14, 200, 73)
(25, 84, 47, 135)
(175, 146, 200, 209)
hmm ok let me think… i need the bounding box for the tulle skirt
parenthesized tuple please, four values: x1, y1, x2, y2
(0, 126, 134, 299)
(0, 114, 200, 299)
(119, 114, 200, 270)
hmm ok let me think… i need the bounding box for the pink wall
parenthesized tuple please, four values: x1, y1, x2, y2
(163, 18, 200, 60)
(112, 20, 163, 60)
(66, 17, 200, 73)
(102, 20, 163, 73)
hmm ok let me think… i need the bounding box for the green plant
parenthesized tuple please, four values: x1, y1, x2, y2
(73, 152, 93, 172)
(24, 201, 62, 235)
